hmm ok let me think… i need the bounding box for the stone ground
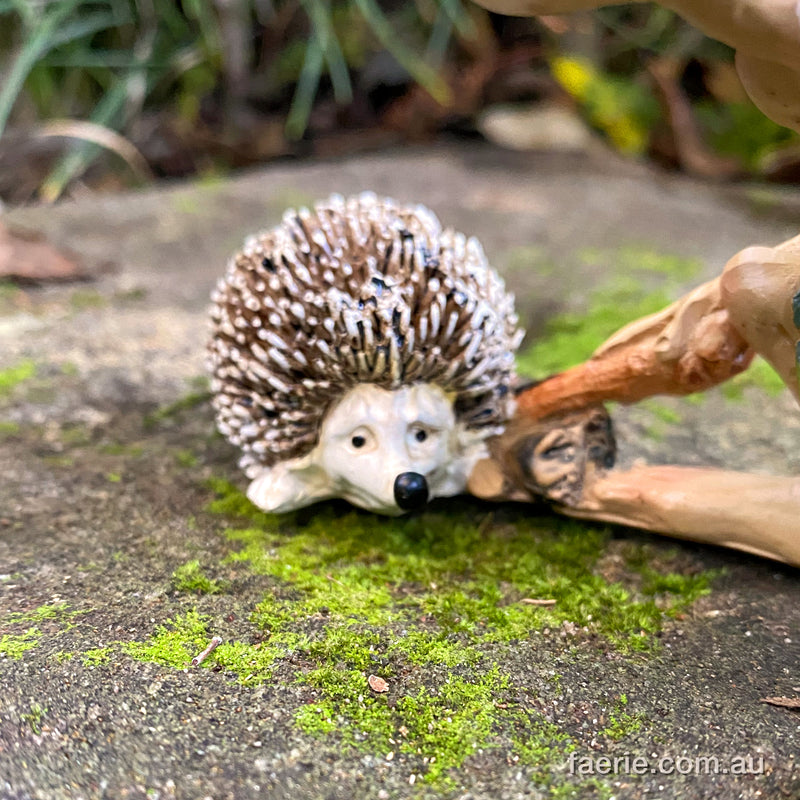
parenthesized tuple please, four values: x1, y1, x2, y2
(1, 143, 799, 800)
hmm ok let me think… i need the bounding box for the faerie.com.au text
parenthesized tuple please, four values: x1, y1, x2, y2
(567, 752, 765, 776)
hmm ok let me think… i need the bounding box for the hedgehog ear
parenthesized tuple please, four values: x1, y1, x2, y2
(247, 457, 334, 513)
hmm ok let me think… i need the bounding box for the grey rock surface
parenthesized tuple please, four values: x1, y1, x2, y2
(1, 144, 799, 800)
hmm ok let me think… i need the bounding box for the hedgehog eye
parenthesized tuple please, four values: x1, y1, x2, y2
(409, 424, 436, 448)
(347, 427, 374, 451)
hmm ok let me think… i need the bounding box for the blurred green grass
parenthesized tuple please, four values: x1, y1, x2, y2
(0, 1, 796, 201)
(0, 0, 477, 198)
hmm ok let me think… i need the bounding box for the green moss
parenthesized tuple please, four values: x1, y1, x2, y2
(268, 188, 318, 216)
(296, 665, 395, 746)
(53, 651, 75, 663)
(516, 280, 672, 378)
(508, 707, 574, 774)
(5, 602, 75, 624)
(0, 420, 20, 437)
(549, 779, 615, 799)
(403, 668, 509, 784)
(0, 280, 27, 313)
(188, 375, 210, 392)
(204, 477, 279, 527)
(99, 442, 145, 456)
(642, 422, 666, 442)
(124, 600, 295, 685)
(0, 628, 42, 659)
(116, 479, 720, 787)
(1, 604, 86, 656)
(42, 455, 75, 468)
(579, 245, 702, 281)
(114, 287, 149, 303)
(722, 357, 787, 401)
(174, 449, 199, 468)
(172, 560, 224, 594)
(298, 662, 571, 787)
(172, 193, 204, 215)
(294, 700, 339, 736)
(59, 424, 93, 447)
(20, 702, 48, 735)
(69, 289, 106, 310)
(599, 694, 646, 741)
(0, 360, 36, 397)
(82, 647, 114, 666)
(209, 482, 714, 651)
(639, 399, 684, 442)
(640, 399, 683, 425)
(143, 390, 211, 429)
(68, 473, 717, 787)
(214, 640, 289, 685)
(193, 478, 717, 785)
(106, 472, 122, 483)
(124, 610, 211, 668)
(640, 569, 715, 609)
(392, 631, 480, 668)
(517, 245, 702, 379)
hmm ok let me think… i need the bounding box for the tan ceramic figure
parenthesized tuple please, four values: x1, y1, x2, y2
(470, 236, 800, 567)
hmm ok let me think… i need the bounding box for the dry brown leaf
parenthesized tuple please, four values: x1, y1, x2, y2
(760, 696, 800, 709)
(368, 674, 389, 693)
(0, 222, 84, 282)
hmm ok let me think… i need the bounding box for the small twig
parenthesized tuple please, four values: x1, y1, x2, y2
(191, 635, 222, 667)
(760, 696, 800, 710)
(520, 598, 557, 606)
(326, 573, 346, 588)
(477, 512, 494, 536)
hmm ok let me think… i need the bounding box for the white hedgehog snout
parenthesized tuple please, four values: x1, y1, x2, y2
(246, 384, 487, 515)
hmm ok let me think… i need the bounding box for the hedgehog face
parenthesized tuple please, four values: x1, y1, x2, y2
(247, 383, 487, 515)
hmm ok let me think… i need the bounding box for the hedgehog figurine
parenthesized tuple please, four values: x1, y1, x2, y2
(208, 192, 524, 515)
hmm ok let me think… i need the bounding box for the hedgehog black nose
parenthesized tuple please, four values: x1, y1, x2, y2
(394, 472, 429, 511)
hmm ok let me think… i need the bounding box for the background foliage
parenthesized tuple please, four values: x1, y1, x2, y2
(0, 0, 796, 202)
